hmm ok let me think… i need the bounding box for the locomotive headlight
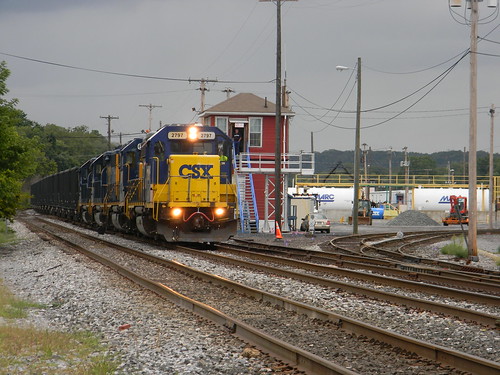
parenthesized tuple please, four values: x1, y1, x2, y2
(214, 207, 225, 217)
(188, 126, 198, 140)
(171, 208, 183, 218)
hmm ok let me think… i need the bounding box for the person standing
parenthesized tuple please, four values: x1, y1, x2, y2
(233, 129, 241, 155)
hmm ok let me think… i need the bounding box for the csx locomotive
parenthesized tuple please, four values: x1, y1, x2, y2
(31, 124, 238, 243)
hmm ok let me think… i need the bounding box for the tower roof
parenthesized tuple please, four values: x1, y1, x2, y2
(200, 93, 294, 116)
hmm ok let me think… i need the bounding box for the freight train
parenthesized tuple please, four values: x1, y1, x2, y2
(31, 124, 238, 243)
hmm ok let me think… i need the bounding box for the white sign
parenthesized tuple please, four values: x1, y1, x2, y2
(168, 131, 187, 139)
(198, 132, 215, 139)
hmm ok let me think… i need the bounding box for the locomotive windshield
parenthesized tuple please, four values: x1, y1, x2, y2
(170, 139, 214, 154)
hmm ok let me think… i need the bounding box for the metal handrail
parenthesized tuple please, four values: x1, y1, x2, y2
(296, 174, 496, 187)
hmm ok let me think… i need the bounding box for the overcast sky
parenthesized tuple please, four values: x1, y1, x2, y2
(1, 0, 499, 154)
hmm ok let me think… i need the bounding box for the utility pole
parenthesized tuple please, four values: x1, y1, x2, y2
(191, 78, 217, 113)
(402, 147, 410, 207)
(199, 79, 208, 112)
(275, 0, 283, 234)
(388, 148, 393, 204)
(353, 58, 362, 234)
(449, 0, 498, 261)
(222, 88, 235, 99)
(139, 104, 162, 132)
(362, 143, 370, 199)
(489, 104, 495, 229)
(468, 0, 479, 261)
(100, 115, 119, 150)
(260, 0, 297, 234)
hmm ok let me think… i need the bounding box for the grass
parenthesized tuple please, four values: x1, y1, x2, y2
(440, 236, 469, 259)
(0, 220, 17, 245)
(0, 279, 120, 374)
(0, 280, 43, 319)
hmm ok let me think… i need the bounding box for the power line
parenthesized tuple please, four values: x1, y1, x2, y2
(363, 48, 470, 75)
(291, 48, 469, 129)
(0, 51, 273, 84)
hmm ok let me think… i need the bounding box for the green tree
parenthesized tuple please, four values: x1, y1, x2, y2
(18, 122, 109, 172)
(407, 155, 437, 175)
(0, 61, 42, 219)
(478, 155, 500, 176)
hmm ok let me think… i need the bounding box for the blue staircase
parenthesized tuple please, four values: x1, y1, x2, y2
(233, 151, 259, 233)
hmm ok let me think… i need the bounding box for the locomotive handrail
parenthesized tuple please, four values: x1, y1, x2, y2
(152, 157, 160, 221)
(124, 179, 142, 219)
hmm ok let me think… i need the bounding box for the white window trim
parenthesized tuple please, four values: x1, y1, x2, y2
(215, 117, 228, 134)
(249, 117, 263, 148)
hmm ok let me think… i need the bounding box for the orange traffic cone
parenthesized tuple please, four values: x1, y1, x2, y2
(275, 222, 283, 240)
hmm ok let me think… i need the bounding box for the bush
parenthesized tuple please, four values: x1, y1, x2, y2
(440, 236, 468, 259)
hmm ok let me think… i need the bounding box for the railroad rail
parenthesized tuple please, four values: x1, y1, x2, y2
(215, 242, 499, 315)
(232, 237, 500, 295)
(20, 216, 500, 375)
(330, 230, 500, 277)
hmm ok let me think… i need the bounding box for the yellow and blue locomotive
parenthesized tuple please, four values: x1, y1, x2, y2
(31, 124, 238, 243)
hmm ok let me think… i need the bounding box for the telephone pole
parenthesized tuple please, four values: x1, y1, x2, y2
(139, 104, 162, 132)
(448, 0, 499, 260)
(489, 104, 495, 229)
(362, 143, 370, 199)
(402, 147, 410, 207)
(468, 0, 479, 260)
(222, 88, 235, 99)
(259, 0, 297, 234)
(388, 148, 393, 204)
(190, 78, 218, 113)
(100, 115, 119, 150)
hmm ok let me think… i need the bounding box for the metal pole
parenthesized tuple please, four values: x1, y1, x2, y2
(274, 0, 283, 233)
(352, 57, 361, 235)
(403, 147, 409, 207)
(468, 0, 479, 261)
(388, 148, 392, 204)
(489, 104, 495, 229)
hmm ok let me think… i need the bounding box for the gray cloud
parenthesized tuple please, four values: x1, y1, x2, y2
(1, 0, 499, 154)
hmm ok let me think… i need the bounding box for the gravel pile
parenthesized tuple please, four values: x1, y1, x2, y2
(386, 210, 441, 226)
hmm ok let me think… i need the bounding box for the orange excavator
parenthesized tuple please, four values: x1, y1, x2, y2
(442, 195, 468, 226)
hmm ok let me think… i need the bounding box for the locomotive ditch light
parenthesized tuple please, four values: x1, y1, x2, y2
(214, 207, 225, 217)
(172, 208, 183, 218)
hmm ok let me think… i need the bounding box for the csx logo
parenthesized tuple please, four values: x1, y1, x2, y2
(179, 164, 213, 179)
(318, 194, 335, 202)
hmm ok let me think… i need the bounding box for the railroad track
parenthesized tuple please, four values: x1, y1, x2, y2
(219, 240, 499, 317)
(231, 237, 500, 295)
(18, 216, 500, 375)
(330, 230, 500, 277)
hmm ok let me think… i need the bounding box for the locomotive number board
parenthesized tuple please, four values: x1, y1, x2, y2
(168, 131, 215, 140)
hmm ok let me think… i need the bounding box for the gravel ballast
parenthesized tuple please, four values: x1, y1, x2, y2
(1, 217, 499, 374)
(0, 221, 296, 375)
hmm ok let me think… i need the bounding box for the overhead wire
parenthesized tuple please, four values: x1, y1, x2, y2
(290, 48, 470, 131)
(0, 51, 273, 85)
(360, 50, 470, 129)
